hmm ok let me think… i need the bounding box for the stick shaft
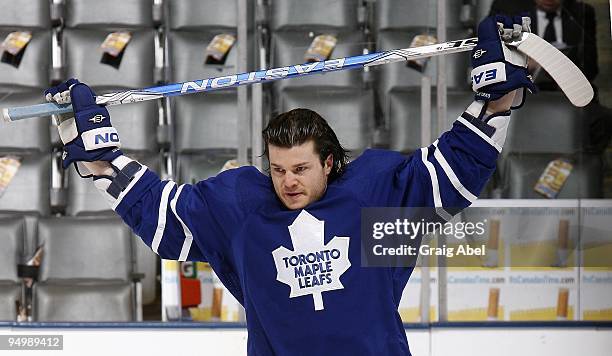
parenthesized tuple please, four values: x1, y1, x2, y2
(3, 37, 478, 122)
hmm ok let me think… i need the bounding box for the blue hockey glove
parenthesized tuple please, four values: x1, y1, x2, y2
(45, 79, 123, 177)
(471, 15, 537, 108)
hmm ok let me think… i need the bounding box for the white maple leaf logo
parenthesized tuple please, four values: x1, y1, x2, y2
(272, 210, 351, 311)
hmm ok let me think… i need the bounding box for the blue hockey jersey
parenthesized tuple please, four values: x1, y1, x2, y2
(110, 112, 503, 355)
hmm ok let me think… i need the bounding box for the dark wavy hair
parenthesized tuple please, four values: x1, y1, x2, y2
(262, 108, 349, 182)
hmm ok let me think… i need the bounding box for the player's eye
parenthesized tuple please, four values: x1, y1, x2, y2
(273, 167, 285, 174)
(295, 166, 307, 173)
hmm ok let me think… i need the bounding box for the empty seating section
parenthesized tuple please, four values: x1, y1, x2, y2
(62, 29, 156, 90)
(387, 90, 473, 153)
(0, 0, 607, 324)
(374, 0, 463, 31)
(0, 217, 24, 321)
(64, 0, 154, 29)
(33, 217, 136, 321)
(504, 92, 584, 155)
(0, 0, 52, 92)
(500, 92, 598, 199)
(272, 31, 365, 91)
(168, 0, 237, 31)
(167, 0, 242, 184)
(270, 0, 359, 31)
(167, 31, 238, 83)
(280, 88, 375, 153)
(501, 154, 602, 199)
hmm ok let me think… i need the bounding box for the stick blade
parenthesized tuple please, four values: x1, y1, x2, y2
(514, 34, 594, 107)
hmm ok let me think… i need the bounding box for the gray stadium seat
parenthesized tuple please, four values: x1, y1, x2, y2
(66, 153, 160, 216)
(0, 217, 25, 283)
(0, 153, 51, 215)
(375, 0, 463, 31)
(271, 31, 366, 91)
(167, 31, 238, 83)
(133, 237, 158, 306)
(34, 282, 133, 322)
(375, 29, 471, 94)
(0, 0, 51, 29)
(0, 284, 21, 321)
(63, 29, 156, 90)
(477, 0, 496, 22)
(270, 0, 359, 31)
(106, 99, 160, 152)
(177, 149, 238, 184)
(501, 153, 603, 199)
(33, 217, 136, 321)
(505, 92, 584, 155)
(169, 0, 238, 31)
(0, 30, 51, 92)
(0, 217, 26, 321)
(0, 92, 51, 152)
(173, 92, 239, 153)
(37, 217, 133, 281)
(279, 88, 375, 152)
(386, 89, 473, 153)
(64, 0, 154, 29)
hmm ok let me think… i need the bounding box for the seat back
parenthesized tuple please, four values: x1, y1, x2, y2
(38, 217, 133, 281)
(34, 282, 133, 322)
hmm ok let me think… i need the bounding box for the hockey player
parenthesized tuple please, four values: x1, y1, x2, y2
(45, 15, 535, 356)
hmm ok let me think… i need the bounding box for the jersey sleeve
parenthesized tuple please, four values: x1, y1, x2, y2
(350, 101, 508, 219)
(91, 159, 256, 301)
(112, 167, 248, 263)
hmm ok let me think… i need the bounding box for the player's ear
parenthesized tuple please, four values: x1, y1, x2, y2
(323, 154, 333, 176)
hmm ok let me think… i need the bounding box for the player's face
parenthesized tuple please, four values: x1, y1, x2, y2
(535, 0, 561, 12)
(268, 140, 332, 210)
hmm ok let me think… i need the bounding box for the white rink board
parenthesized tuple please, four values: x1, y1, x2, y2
(1, 326, 611, 356)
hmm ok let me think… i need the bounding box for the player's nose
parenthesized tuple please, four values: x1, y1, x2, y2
(283, 172, 299, 188)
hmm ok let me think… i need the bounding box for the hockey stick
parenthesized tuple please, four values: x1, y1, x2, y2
(1, 33, 593, 122)
(506, 33, 593, 107)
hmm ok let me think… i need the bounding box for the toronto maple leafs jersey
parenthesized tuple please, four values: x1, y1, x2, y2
(109, 110, 504, 356)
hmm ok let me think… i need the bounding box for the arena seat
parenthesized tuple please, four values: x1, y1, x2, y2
(0, 153, 51, 215)
(106, 99, 160, 152)
(0, 0, 51, 29)
(270, 0, 359, 32)
(386, 89, 473, 153)
(34, 282, 133, 322)
(64, 0, 154, 29)
(477, 0, 496, 22)
(173, 93, 239, 153)
(504, 92, 584, 155)
(501, 153, 603, 199)
(62, 29, 156, 91)
(168, 0, 238, 31)
(271, 31, 366, 92)
(133, 237, 158, 306)
(375, 29, 472, 94)
(167, 30, 239, 83)
(0, 217, 25, 321)
(374, 0, 463, 31)
(177, 149, 238, 184)
(0, 92, 51, 152)
(280, 88, 375, 152)
(0, 30, 51, 92)
(33, 216, 137, 321)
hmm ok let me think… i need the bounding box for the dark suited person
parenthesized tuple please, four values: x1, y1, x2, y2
(489, 0, 610, 154)
(489, 0, 598, 84)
